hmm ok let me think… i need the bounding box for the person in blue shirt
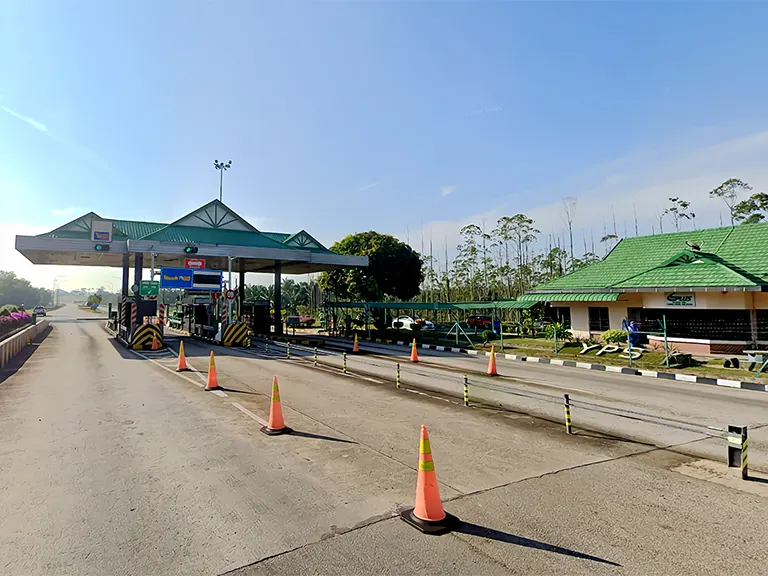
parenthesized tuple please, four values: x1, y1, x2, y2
(628, 320, 640, 348)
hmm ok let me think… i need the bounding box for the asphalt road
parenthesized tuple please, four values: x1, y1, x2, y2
(1, 311, 767, 575)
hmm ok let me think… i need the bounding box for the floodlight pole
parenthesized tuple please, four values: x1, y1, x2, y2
(214, 159, 232, 202)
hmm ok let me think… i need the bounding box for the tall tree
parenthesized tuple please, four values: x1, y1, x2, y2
(561, 197, 577, 270)
(733, 192, 768, 224)
(663, 197, 695, 231)
(709, 178, 752, 225)
(0, 271, 52, 308)
(318, 231, 423, 301)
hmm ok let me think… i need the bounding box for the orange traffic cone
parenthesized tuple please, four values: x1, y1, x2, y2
(401, 425, 458, 534)
(487, 345, 498, 376)
(151, 332, 159, 350)
(261, 376, 292, 435)
(410, 338, 419, 363)
(205, 350, 222, 391)
(353, 333, 360, 353)
(176, 340, 189, 371)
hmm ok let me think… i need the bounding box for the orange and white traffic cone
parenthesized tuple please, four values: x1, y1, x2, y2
(205, 350, 222, 391)
(410, 338, 419, 363)
(151, 332, 159, 350)
(400, 425, 458, 534)
(487, 345, 498, 376)
(261, 376, 292, 435)
(353, 333, 359, 353)
(176, 340, 189, 371)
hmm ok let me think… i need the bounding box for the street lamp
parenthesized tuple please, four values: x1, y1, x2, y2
(213, 159, 232, 202)
(53, 275, 67, 307)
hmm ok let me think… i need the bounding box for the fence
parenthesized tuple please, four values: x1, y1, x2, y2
(0, 320, 51, 369)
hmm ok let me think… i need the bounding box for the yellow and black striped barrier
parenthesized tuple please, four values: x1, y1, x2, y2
(222, 322, 249, 347)
(727, 425, 748, 480)
(463, 376, 469, 407)
(131, 324, 163, 350)
(396, 363, 401, 389)
(564, 393, 573, 434)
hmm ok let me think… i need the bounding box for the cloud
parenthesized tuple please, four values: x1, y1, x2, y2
(470, 106, 503, 116)
(399, 128, 768, 260)
(440, 185, 456, 197)
(0, 104, 49, 133)
(358, 181, 381, 191)
(51, 207, 79, 217)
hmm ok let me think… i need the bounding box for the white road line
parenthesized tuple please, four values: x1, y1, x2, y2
(166, 347, 208, 382)
(130, 349, 204, 388)
(232, 402, 269, 426)
(211, 389, 229, 397)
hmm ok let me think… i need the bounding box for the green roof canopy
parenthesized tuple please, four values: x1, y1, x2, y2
(517, 293, 620, 302)
(326, 299, 535, 310)
(528, 223, 768, 293)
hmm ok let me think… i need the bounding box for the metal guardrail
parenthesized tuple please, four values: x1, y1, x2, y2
(0, 320, 51, 369)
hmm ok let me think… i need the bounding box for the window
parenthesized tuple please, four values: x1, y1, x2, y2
(548, 306, 571, 327)
(588, 307, 610, 332)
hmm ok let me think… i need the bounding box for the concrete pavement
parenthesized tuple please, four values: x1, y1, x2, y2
(1, 317, 767, 575)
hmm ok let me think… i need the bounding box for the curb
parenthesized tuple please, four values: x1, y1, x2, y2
(339, 336, 768, 393)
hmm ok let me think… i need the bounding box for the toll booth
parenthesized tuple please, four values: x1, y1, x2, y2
(181, 302, 218, 340)
(241, 300, 270, 334)
(120, 299, 157, 337)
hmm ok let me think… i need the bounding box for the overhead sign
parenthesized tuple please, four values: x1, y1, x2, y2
(140, 280, 160, 297)
(161, 267, 222, 291)
(160, 267, 194, 289)
(184, 258, 206, 270)
(225, 289, 236, 301)
(665, 293, 695, 307)
(91, 220, 113, 243)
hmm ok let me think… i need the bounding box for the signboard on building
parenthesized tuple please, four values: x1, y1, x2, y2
(665, 293, 695, 307)
(91, 220, 113, 243)
(161, 267, 222, 291)
(139, 280, 160, 297)
(184, 258, 206, 269)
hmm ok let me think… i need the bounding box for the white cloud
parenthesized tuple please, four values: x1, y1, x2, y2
(51, 207, 79, 217)
(358, 181, 381, 191)
(0, 104, 49, 133)
(440, 185, 456, 197)
(401, 129, 768, 261)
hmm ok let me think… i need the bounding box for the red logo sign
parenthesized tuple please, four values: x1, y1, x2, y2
(184, 258, 206, 269)
(212, 292, 221, 302)
(225, 289, 236, 301)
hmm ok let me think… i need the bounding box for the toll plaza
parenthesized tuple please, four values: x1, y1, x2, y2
(15, 199, 368, 348)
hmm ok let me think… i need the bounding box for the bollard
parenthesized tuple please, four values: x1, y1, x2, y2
(463, 375, 469, 407)
(343, 351, 347, 374)
(563, 394, 573, 434)
(727, 425, 748, 480)
(314, 347, 318, 366)
(286, 342, 291, 359)
(396, 362, 401, 389)
(266, 342, 269, 354)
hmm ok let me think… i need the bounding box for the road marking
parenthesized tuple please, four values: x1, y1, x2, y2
(211, 389, 228, 397)
(166, 348, 208, 383)
(130, 349, 204, 388)
(232, 402, 269, 426)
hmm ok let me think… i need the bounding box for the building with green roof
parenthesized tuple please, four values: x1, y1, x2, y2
(15, 199, 368, 335)
(522, 224, 768, 354)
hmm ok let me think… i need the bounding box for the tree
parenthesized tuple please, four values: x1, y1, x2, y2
(0, 271, 52, 308)
(663, 197, 695, 231)
(600, 234, 619, 256)
(709, 178, 752, 225)
(318, 232, 423, 301)
(561, 197, 577, 270)
(733, 192, 768, 224)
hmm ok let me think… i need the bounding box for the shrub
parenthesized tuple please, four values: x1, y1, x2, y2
(0, 304, 18, 316)
(482, 329, 497, 343)
(601, 329, 628, 344)
(520, 316, 537, 336)
(544, 322, 572, 341)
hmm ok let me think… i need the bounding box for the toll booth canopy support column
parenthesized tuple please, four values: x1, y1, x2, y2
(239, 264, 245, 314)
(121, 253, 130, 298)
(274, 261, 282, 335)
(134, 253, 144, 309)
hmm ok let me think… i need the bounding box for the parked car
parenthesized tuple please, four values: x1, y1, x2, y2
(467, 315, 492, 329)
(392, 316, 435, 331)
(33, 305, 46, 317)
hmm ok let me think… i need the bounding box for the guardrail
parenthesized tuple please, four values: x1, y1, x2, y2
(0, 320, 51, 369)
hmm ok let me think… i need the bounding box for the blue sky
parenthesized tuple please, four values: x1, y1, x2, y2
(3, 0, 768, 288)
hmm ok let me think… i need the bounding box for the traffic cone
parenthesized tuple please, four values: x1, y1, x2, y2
(261, 376, 292, 435)
(151, 332, 159, 350)
(410, 338, 419, 363)
(487, 346, 498, 376)
(400, 425, 458, 534)
(205, 351, 222, 391)
(176, 340, 189, 371)
(353, 333, 359, 353)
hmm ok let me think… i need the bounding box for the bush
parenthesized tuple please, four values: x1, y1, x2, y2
(520, 316, 537, 336)
(482, 329, 496, 343)
(544, 322, 572, 341)
(0, 304, 18, 316)
(601, 329, 628, 344)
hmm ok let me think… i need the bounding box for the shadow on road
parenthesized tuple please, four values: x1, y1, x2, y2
(456, 521, 621, 567)
(0, 325, 53, 384)
(290, 430, 357, 444)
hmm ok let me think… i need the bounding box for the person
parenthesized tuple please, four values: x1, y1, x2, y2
(628, 320, 640, 348)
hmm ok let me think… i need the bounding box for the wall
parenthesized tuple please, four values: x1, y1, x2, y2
(565, 294, 643, 338)
(642, 291, 750, 309)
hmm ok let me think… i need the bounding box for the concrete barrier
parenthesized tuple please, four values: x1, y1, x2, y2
(0, 320, 51, 369)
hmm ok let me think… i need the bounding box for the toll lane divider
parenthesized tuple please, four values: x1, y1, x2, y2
(330, 336, 768, 393)
(0, 320, 51, 369)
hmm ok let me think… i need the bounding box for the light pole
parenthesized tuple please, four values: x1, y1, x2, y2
(53, 275, 67, 307)
(214, 159, 232, 202)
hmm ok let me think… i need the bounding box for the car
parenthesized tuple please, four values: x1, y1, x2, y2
(285, 315, 315, 328)
(467, 315, 492, 329)
(33, 305, 46, 317)
(392, 316, 435, 331)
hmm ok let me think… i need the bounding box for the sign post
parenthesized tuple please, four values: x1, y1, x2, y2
(139, 280, 160, 297)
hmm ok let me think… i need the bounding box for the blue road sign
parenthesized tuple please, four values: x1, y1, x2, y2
(160, 267, 194, 289)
